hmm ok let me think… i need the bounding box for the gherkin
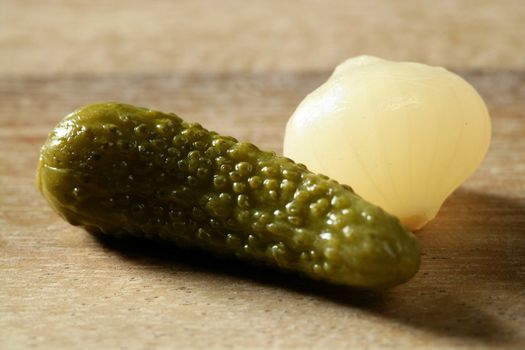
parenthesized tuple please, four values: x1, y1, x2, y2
(37, 103, 420, 289)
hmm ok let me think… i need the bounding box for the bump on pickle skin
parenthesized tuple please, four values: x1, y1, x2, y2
(37, 102, 420, 289)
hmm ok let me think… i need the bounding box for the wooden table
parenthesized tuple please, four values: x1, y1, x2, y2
(2, 1, 524, 349)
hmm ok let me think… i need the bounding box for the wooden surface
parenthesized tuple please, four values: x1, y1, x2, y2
(1, 1, 525, 349)
(3, 0, 525, 76)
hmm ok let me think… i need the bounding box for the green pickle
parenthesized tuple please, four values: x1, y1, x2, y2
(37, 103, 420, 289)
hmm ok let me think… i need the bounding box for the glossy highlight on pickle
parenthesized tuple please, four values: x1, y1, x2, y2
(37, 103, 420, 289)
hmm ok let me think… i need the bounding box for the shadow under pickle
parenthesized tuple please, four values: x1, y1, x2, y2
(92, 188, 525, 346)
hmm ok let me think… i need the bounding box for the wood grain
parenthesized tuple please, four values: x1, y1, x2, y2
(2, 0, 525, 77)
(1, 70, 524, 349)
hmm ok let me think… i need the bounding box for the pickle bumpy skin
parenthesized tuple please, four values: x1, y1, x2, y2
(37, 103, 420, 289)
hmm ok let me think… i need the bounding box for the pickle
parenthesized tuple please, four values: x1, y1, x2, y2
(37, 103, 420, 289)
